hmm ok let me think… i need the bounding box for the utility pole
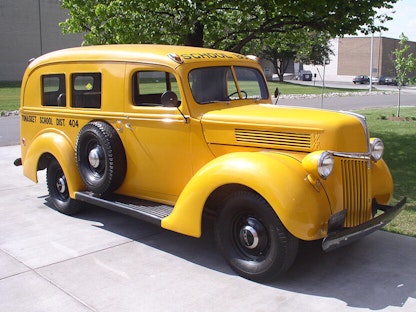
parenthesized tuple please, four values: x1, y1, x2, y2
(369, 32, 374, 93)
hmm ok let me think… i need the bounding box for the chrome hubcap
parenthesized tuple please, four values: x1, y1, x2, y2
(239, 225, 259, 249)
(88, 146, 102, 168)
(56, 176, 66, 194)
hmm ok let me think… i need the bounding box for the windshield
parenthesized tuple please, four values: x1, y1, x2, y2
(188, 66, 269, 104)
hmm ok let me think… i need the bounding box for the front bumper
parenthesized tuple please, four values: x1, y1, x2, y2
(322, 197, 407, 252)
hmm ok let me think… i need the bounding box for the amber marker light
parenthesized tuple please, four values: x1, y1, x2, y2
(168, 53, 184, 64)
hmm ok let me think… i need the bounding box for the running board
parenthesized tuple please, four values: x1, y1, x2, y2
(75, 191, 173, 226)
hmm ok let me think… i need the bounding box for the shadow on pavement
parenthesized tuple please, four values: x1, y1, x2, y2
(44, 196, 416, 310)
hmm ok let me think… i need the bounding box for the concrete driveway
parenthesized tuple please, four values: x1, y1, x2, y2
(1, 143, 416, 311)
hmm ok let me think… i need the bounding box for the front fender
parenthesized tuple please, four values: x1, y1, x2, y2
(371, 158, 393, 205)
(161, 151, 331, 240)
(22, 131, 85, 198)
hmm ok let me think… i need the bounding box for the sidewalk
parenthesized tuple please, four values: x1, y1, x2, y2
(1, 144, 416, 311)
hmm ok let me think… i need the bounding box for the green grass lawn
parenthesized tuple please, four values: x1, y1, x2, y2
(1, 82, 415, 237)
(356, 107, 416, 237)
(0, 82, 20, 113)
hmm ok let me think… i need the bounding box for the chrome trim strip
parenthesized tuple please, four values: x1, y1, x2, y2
(340, 110, 371, 153)
(331, 151, 371, 159)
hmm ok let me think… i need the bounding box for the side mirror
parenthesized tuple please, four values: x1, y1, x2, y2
(161, 91, 179, 107)
(274, 87, 280, 98)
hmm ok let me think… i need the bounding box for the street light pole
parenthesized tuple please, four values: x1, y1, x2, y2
(369, 32, 374, 93)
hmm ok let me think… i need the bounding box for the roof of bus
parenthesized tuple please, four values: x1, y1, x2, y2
(27, 44, 258, 69)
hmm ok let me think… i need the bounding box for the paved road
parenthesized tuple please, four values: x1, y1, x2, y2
(0, 115, 19, 146)
(277, 90, 416, 110)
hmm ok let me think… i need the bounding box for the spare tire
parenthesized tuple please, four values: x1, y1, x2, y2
(76, 121, 126, 194)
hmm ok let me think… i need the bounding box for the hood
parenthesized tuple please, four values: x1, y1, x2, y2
(201, 104, 369, 154)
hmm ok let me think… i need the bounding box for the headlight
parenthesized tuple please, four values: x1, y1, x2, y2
(302, 151, 334, 180)
(370, 138, 384, 161)
(318, 152, 335, 178)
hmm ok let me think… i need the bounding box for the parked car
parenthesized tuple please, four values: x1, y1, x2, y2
(378, 76, 397, 85)
(353, 75, 370, 84)
(15, 44, 406, 282)
(298, 70, 313, 81)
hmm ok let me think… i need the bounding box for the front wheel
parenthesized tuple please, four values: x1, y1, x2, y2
(46, 159, 81, 215)
(215, 191, 298, 282)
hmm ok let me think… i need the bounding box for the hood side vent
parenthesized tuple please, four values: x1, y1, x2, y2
(235, 128, 312, 150)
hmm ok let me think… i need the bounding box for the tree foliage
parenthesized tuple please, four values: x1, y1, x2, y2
(393, 33, 416, 117)
(60, 0, 397, 52)
(257, 32, 333, 82)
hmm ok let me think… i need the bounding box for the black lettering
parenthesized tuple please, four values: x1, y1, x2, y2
(40, 117, 53, 125)
(69, 119, 79, 128)
(181, 54, 192, 60)
(22, 115, 36, 123)
(181, 52, 235, 60)
(56, 118, 65, 126)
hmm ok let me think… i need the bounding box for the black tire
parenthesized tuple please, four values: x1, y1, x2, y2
(215, 191, 299, 282)
(76, 121, 126, 194)
(46, 159, 81, 215)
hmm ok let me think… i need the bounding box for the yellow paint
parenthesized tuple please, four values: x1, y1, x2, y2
(19, 44, 395, 242)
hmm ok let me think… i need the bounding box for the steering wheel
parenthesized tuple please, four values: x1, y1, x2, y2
(228, 90, 248, 99)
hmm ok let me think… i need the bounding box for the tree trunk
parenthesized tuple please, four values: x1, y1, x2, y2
(184, 20, 204, 47)
(397, 86, 401, 117)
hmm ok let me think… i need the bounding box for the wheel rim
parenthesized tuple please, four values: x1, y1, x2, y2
(233, 215, 269, 260)
(56, 176, 67, 194)
(86, 141, 105, 177)
(53, 168, 69, 201)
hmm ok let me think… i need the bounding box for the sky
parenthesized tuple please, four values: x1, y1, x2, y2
(372, 0, 416, 41)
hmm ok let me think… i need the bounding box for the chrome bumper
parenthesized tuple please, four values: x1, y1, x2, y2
(322, 197, 407, 252)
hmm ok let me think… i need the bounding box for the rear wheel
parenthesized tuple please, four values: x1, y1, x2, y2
(46, 159, 81, 215)
(215, 191, 298, 282)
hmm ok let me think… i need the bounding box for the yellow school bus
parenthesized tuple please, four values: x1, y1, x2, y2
(15, 44, 406, 282)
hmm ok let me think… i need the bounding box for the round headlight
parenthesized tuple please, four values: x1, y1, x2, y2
(302, 151, 334, 180)
(318, 152, 335, 179)
(370, 138, 384, 161)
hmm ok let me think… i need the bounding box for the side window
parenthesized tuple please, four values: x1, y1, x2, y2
(132, 71, 180, 106)
(71, 73, 102, 108)
(42, 74, 66, 106)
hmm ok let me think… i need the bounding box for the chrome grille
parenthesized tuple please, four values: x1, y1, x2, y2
(235, 129, 311, 150)
(341, 159, 371, 227)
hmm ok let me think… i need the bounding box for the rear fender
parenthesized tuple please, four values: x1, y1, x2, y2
(22, 131, 84, 198)
(162, 151, 331, 240)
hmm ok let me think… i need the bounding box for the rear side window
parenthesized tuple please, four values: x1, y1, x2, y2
(132, 71, 180, 106)
(72, 73, 102, 108)
(42, 74, 66, 106)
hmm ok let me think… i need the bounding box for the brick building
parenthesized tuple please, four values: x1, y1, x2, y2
(304, 36, 416, 82)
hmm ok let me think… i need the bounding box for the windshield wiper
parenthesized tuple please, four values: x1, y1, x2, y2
(199, 100, 231, 104)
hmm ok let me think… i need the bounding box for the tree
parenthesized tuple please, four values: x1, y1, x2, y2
(258, 34, 300, 82)
(393, 33, 416, 117)
(296, 32, 334, 66)
(257, 31, 332, 82)
(60, 0, 397, 52)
